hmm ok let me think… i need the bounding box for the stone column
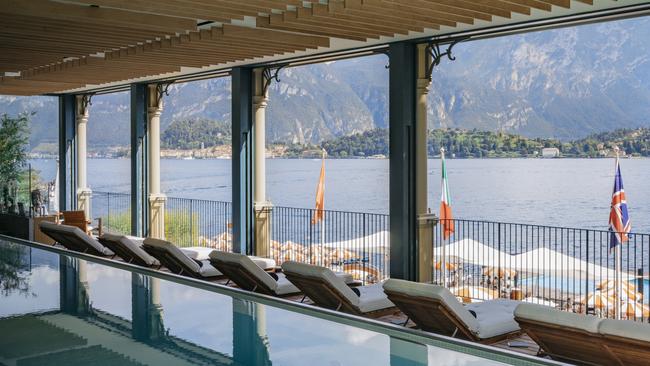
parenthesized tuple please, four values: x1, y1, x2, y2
(416, 44, 434, 283)
(253, 69, 272, 257)
(147, 84, 166, 239)
(75, 95, 92, 218)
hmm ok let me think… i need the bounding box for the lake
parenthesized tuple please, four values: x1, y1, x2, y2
(29, 157, 650, 233)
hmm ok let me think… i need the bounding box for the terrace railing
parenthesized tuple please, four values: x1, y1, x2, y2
(271, 206, 389, 284)
(431, 218, 650, 322)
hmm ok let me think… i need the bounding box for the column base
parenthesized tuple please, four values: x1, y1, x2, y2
(149, 193, 167, 240)
(76, 188, 92, 218)
(418, 213, 438, 283)
(254, 201, 273, 258)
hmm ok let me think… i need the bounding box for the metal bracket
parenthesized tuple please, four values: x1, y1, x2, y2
(155, 82, 173, 104)
(425, 38, 466, 80)
(262, 64, 287, 95)
(373, 49, 390, 69)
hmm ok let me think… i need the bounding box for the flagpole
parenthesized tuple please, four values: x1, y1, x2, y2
(440, 147, 447, 288)
(321, 149, 326, 251)
(614, 147, 622, 320)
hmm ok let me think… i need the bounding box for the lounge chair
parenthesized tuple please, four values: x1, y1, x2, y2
(98, 233, 160, 267)
(515, 303, 610, 364)
(600, 318, 650, 366)
(142, 238, 223, 280)
(281, 261, 397, 317)
(383, 279, 520, 343)
(40, 221, 114, 256)
(210, 251, 300, 296)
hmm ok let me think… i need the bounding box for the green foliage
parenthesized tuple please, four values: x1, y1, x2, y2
(280, 127, 650, 159)
(0, 113, 31, 186)
(161, 118, 230, 150)
(101, 209, 200, 247)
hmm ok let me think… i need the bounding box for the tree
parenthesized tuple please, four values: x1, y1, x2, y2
(0, 113, 31, 210)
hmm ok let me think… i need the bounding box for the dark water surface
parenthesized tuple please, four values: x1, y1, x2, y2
(0, 238, 553, 366)
(30, 158, 650, 232)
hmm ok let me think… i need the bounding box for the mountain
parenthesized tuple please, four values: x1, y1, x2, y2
(2, 17, 650, 149)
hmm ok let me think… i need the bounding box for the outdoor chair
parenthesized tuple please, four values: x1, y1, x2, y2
(142, 238, 223, 280)
(209, 251, 300, 297)
(599, 318, 650, 366)
(97, 233, 160, 267)
(281, 261, 397, 317)
(515, 303, 650, 366)
(60, 210, 102, 236)
(382, 279, 521, 344)
(39, 221, 114, 257)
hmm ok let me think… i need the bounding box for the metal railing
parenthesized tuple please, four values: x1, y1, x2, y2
(93, 191, 131, 234)
(166, 196, 231, 249)
(432, 218, 650, 322)
(271, 206, 390, 284)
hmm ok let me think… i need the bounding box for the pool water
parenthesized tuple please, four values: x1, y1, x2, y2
(0, 237, 555, 366)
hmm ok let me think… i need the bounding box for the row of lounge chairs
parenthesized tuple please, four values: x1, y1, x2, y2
(39, 221, 650, 365)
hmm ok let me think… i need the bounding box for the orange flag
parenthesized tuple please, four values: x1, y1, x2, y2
(312, 150, 326, 225)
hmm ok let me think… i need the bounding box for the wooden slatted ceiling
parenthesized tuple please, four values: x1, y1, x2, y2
(0, 0, 610, 96)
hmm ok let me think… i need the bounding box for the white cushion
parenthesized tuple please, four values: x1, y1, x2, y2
(180, 247, 214, 261)
(198, 260, 222, 277)
(515, 303, 601, 334)
(248, 256, 276, 270)
(282, 261, 360, 307)
(143, 238, 201, 273)
(599, 318, 650, 343)
(275, 273, 301, 295)
(333, 271, 355, 285)
(41, 221, 113, 256)
(357, 283, 395, 313)
(466, 299, 520, 339)
(383, 279, 479, 334)
(101, 233, 159, 266)
(210, 251, 278, 292)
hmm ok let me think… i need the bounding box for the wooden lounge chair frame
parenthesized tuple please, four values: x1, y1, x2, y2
(211, 260, 288, 297)
(515, 316, 616, 365)
(142, 244, 221, 280)
(283, 272, 397, 318)
(384, 290, 519, 344)
(601, 332, 650, 366)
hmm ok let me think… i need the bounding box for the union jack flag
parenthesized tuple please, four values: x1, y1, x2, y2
(609, 158, 631, 249)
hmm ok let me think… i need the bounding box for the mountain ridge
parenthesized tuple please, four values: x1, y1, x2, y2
(2, 17, 650, 148)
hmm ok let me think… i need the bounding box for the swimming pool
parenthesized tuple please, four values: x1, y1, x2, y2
(0, 236, 558, 366)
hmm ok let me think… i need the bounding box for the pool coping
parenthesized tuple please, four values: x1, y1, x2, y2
(1, 234, 567, 366)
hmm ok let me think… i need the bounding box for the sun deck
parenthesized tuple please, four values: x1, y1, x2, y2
(1, 235, 562, 366)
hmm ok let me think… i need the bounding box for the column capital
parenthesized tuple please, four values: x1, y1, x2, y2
(147, 84, 164, 113)
(75, 94, 91, 120)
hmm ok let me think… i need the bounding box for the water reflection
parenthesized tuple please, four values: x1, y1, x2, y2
(0, 242, 32, 296)
(0, 241, 516, 366)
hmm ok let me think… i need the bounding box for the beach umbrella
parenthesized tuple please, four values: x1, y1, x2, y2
(598, 279, 637, 292)
(620, 300, 650, 319)
(435, 260, 458, 271)
(483, 267, 517, 279)
(581, 292, 615, 309)
(598, 280, 642, 301)
(452, 286, 498, 303)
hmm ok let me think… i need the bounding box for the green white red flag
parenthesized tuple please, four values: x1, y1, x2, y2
(440, 148, 454, 239)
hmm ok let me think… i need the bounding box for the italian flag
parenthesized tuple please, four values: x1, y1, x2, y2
(440, 148, 454, 239)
